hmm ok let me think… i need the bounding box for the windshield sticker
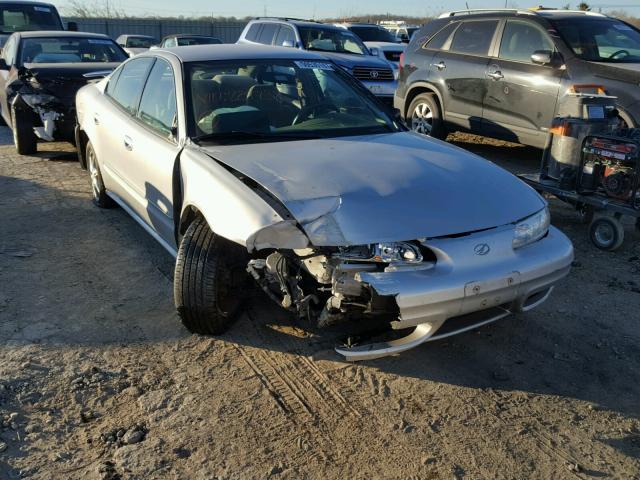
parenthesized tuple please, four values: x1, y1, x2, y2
(613, 24, 633, 31)
(33, 6, 51, 12)
(88, 39, 114, 45)
(294, 61, 334, 70)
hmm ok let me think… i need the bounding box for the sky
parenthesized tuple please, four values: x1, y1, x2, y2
(56, 0, 640, 19)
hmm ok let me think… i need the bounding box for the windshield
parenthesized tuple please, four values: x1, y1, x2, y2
(127, 37, 155, 48)
(20, 37, 127, 64)
(349, 26, 397, 43)
(298, 27, 368, 55)
(177, 37, 221, 46)
(187, 59, 398, 143)
(554, 18, 640, 62)
(0, 4, 62, 33)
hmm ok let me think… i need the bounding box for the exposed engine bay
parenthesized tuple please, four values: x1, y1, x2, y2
(246, 243, 434, 329)
(580, 132, 640, 208)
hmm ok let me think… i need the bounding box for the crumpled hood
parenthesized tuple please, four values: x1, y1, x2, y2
(200, 132, 545, 246)
(316, 51, 391, 70)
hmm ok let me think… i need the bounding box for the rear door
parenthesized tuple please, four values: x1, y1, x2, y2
(431, 19, 499, 131)
(482, 19, 564, 148)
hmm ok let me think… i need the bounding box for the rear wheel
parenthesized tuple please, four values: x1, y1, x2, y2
(174, 217, 248, 335)
(86, 141, 115, 208)
(11, 107, 37, 155)
(407, 93, 445, 139)
(589, 216, 625, 251)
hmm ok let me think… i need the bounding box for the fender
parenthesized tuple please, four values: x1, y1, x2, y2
(403, 80, 445, 118)
(177, 146, 309, 252)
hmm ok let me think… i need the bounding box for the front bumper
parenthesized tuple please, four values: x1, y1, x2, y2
(13, 94, 75, 143)
(336, 225, 574, 361)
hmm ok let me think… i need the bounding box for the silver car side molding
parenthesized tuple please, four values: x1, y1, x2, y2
(107, 191, 178, 258)
(335, 306, 512, 362)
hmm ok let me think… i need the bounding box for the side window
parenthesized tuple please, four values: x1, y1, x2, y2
(245, 23, 261, 42)
(164, 38, 176, 48)
(105, 65, 123, 96)
(499, 20, 555, 63)
(257, 23, 278, 45)
(107, 57, 154, 115)
(137, 59, 177, 138)
(424, 22, 459, 50)
(449, 20, 499, 56)
(275, 26, 295, 47)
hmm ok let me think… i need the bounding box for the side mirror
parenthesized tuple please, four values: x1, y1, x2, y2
(531, 50, 563, 67)
(67, 21, 78, 32)
(281, 40, 294, 48)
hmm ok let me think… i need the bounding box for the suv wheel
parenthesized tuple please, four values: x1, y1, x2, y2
(408, 93, 445, 139)
(86, 141, 115, 208)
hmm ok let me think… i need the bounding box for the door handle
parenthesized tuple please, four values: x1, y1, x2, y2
(123, 135, 133, 151)
(487, 71, 504, 80)
(432, 61, 446, 71)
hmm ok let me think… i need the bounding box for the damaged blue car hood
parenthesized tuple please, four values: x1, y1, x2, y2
(201, 132, 545, 246)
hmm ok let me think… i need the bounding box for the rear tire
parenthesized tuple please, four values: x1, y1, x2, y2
(11, 107, 37, 155)
(407, 93, 445, 139)
(86, 141, 115, 208)
(174, 217, 248, 335)
(589, 216, 625, 251)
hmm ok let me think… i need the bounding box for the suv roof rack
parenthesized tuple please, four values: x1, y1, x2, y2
(438, 9, 535, 18)
(253, 17, 322, 23)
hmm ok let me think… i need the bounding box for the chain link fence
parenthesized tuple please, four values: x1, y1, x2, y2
(62, 17, 247, 43)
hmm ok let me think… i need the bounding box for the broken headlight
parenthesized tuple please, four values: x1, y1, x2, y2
(21, 94, 58, 108)
(337, 242, 423, 264)
(513, 207, 550, 249)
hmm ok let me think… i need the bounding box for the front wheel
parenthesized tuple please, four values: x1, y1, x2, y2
(407, 93, 445, 139)
(11, 107, 37, 155)
(174, 217, 248, 335)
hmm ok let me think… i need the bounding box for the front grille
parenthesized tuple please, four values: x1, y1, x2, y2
(352, 66, 394, 82)
(384, 51, 402, 62)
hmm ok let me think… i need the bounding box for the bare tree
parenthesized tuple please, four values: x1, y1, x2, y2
(64, 0, 127, 18)
(577, 2, 590, 11)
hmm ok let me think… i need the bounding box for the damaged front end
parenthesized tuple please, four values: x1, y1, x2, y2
(246, 241, 433, 334)
(8, 67, 104, 143)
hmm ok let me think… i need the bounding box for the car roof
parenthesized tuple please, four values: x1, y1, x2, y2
(437, 9, 608, 21)
(152, 43, 332, 63)
(252, 18, 342, 30)
(0, 1, 57, 6)
(164, 34, 218, 39)
(16, 31, 112, 39)
(120, 34, 155, 39)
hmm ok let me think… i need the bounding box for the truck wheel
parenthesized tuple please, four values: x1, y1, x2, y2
(174, 217, 248, 335)
(11, 107, 37, 155)
(407, 93, 445, 139)
(86, 141, 115, 208)
(589, 216, 625, 251)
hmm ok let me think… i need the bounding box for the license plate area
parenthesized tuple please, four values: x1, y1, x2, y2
(463, 272, 521, 311)
(366, 84, 384, 94)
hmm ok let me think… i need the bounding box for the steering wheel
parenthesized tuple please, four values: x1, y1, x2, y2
(608, 49, 630, 60)
(292, 102, 338, 125)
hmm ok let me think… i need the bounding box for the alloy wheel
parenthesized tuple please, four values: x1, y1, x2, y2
(411, 102, 433, 135)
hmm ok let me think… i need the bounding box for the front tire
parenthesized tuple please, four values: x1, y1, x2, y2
(11, 107, 37, 155)
(86, 141, 115, 208)
(174, 217, 248, 335)
(407, 93, 445, 139)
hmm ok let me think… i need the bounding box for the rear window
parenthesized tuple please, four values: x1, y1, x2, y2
(349, 26, 397, 43)
(0, 3, 62, 33)
(449, 20, 498, 56)
(127, 37, 155, 48)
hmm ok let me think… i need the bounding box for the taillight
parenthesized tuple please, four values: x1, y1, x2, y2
(399, 52, 404, 70)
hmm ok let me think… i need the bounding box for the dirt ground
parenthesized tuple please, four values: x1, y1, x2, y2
(0, 127, 639, 480)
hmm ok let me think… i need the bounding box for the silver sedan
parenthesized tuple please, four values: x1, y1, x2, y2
(76, 45, 573, 361)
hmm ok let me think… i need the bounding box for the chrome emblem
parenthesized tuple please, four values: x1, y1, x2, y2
(370, 70, 379, 78)
(474, 243, 491, 256)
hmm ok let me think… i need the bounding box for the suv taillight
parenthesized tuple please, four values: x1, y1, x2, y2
(399, 52, 404, 71)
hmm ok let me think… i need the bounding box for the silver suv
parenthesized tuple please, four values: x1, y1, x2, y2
(238, 18, 397, 104)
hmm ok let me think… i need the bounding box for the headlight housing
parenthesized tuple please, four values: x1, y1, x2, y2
(21, 93, 58, 108)
(369, 47, 380, 57)
(337, 242, 423, 264)
(513, 207, 550, 249)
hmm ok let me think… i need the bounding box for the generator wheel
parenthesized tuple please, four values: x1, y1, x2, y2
(589, 216, 625, 251)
